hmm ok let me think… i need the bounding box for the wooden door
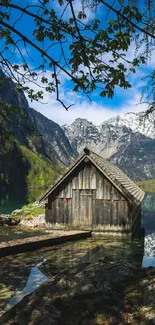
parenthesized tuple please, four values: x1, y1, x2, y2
(72, 189, 93, 227)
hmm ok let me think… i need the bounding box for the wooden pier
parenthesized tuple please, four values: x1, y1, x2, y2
(0, 231, 91, 256)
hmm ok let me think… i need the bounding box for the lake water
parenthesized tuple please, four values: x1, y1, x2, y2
(0, 192, 155, 315)
(0, 236, 144, 314)
(0, 187, 46, 214)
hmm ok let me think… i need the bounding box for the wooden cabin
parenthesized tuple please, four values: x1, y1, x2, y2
(39, 148, 145, 239)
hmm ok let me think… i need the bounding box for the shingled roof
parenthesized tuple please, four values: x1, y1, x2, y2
(39, 148, 145, 205)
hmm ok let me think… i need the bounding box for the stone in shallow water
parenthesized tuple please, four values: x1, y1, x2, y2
(79, 283, 95, 295)
(0, 260, 137, 325)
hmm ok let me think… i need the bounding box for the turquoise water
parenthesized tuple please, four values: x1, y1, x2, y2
(0, 187, 45, 214)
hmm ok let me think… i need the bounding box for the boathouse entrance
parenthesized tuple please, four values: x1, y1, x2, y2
(72, 189, 93, 227)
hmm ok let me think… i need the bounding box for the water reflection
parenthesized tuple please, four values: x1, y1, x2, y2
(142, 256, 155, 268)
(141, 192, 155, 260)
(141, 192, 155, 232)
(5, 261, 48, 311)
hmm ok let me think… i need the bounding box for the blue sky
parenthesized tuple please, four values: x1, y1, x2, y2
(2, 0, 153, 125)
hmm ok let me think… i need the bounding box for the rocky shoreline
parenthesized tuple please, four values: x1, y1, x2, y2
(1, 259, 155, 325)
(0, 213, 45, 228)
(0, 201, 45, 228)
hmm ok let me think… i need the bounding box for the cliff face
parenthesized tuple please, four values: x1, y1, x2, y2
(0, 70, 75, 166)
(31, 109, 76, 166)
(0, 71, 74, 204)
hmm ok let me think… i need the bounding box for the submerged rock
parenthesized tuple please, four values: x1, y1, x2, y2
(0, 260, 138, 325)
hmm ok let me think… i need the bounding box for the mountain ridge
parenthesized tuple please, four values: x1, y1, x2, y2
(63, 113, 155, 181)
(0, 70, 75, 203)
(0, 69, 75, 166)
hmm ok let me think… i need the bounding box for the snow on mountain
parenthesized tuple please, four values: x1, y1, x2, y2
(62, 112, 155, 180)
(103, 111, 155, 139)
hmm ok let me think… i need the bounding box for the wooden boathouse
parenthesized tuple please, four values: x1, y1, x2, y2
(39, 148, 145, 239)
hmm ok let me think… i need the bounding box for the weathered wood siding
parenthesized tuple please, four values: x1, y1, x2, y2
(72, 189, 93, 227)
(45, 161, 137, 234)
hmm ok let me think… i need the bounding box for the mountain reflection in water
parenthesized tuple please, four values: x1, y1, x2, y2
(142, 192, 155, 259)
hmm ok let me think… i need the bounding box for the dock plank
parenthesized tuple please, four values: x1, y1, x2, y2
(0, 231, 91, 256)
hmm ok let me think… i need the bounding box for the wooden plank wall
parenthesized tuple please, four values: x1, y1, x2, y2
(45, 161, 136, 231)
(72, 189, 93, 227)
(46, 198, 72, 226)
(93, 199, 129, 227)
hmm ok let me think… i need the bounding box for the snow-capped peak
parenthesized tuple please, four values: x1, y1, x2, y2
(101, 111, 155, 139)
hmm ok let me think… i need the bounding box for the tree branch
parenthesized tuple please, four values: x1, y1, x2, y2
(0, 20, 74, 80)
(100, 0, 155, 39)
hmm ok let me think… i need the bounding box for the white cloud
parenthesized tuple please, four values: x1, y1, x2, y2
(34, 94, 146, 126)
(14, 54, 149, 127)
(26, 77, 148, 126)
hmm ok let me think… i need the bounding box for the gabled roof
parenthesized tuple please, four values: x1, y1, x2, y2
(39, 148, 145, 205)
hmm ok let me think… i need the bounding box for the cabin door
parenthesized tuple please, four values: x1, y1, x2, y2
(72, 189, 93, 227)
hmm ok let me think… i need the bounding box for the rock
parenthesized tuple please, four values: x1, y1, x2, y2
(79, 283, 95, 295)
(12, 209, 22, 215)
(0, 215, 20, 226)
(0, 260, 150, 325)
(20, 214, 45, 228)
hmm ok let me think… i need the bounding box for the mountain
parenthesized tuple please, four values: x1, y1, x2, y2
(105, 112, 155, 139)
(63, 115, 155, 181)
(0, 70, 75, 166)
(31, 109, 76, 166)
(1, 66, 155, 195)
(0, 71, 75, 205)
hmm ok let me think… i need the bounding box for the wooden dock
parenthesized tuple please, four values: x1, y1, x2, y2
(0, 230, 91, 257)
